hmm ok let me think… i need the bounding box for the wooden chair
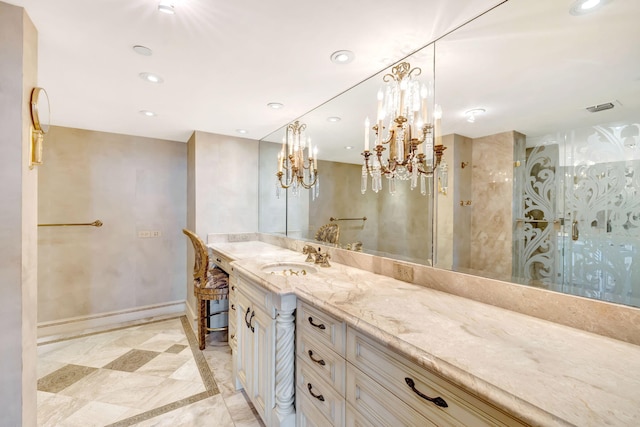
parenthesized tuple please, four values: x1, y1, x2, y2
(183, 228, 229, 350)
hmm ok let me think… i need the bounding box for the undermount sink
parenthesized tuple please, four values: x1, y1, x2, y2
(260, 262, 318, 276)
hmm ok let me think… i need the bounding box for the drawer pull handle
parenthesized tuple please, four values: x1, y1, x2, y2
(405, 378, 448, 408)
(244, 307, 251, 328)
(249, 310, 255, 333)
(232, 285, 236, 291)
(231, 304, 236, 311)
(216, 258, 222, 263)
(307, 383, 325, 402)
(308, 350, 326, 366)
(308, 317, 326, 330)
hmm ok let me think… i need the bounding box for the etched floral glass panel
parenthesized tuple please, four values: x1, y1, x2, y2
(516, 123, 640, 307)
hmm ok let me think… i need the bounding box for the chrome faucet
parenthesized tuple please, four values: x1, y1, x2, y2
(303, 245, 331, 267)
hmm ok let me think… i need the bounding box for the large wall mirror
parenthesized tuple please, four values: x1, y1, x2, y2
(260, 0, 640, 308)
(260, 45, 436, 265)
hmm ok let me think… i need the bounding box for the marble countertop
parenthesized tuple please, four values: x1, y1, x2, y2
(209, 241, 640, 427)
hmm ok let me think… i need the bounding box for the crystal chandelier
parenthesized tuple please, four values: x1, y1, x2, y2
(276, 120, 319, 198)
(361, 61, 447, 195)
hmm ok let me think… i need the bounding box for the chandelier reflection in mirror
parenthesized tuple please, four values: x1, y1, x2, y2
(276, 120, 319, 199)
(361, 61, 447, 195)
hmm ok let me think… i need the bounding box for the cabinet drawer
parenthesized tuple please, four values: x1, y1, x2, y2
(345, 402, 375, 427)
(210, 250, 232, 273)
(237, 276, 274, 318)
(347, 328, 527, 427)
(297, 359, 345, 427)
(346, 363, 436, 427)
(297, 301, 346, 356)
(297, 386, 336, 427)
(297, 333, 346, 395)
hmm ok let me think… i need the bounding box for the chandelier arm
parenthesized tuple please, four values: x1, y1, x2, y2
(375, 149, 394, 175)
(408, 67, 422, 78)
(298, 172, 318, 189)
(380, 128, 394, 145)
(276, 171, 296, 189)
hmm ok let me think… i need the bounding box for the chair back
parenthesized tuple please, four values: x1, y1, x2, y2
(315, 223, 340, 244)
(183, 228, 208, 285)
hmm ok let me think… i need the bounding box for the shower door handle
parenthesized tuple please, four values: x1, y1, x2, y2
(572, 220, 579, 241)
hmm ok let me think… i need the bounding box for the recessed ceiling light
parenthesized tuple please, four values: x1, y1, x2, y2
(133, 45, 153, 56)
(139, 72, 164, 84)
(139, 110, 157, 117)
(330, 50, 355, 65)
(236, 129, 248, 134)
(344, 146, 354, 150)
(327, 116, 341, 123)
(465, 108, 486, 123)
(569, 0, 605, 15)
(267, 102, 284, 109)
(158, 1, 175, 14)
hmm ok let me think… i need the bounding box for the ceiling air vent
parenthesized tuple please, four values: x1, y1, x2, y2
(586, 102, 615, 113)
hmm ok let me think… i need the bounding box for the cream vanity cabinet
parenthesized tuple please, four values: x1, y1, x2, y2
(210, 251, 236, 350)
(295, 300, 347, 426)
(232, 270, 297, 427)
(346, 327, 529, 427)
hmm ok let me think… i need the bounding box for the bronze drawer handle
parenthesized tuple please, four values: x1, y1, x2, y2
(231, 304, 236, 311)
(405, 378, 448, 408)
(308, 317, 326, 330)
(248, 310, 255, 333)
(244, 307, 251, 328)
(232, 285, 236, 291)
(308, 350, 326, 366)
(216, 258, 222, 263)
(307, 383, 325, 402)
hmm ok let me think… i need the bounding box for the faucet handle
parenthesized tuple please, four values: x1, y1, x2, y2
(320, 251, 331, 268)
(303, 244, 315, 262)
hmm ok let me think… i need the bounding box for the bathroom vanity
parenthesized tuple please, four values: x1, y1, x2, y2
(209, 239, 640, 427)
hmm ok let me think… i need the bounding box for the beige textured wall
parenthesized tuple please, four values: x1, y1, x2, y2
(191, 131, 258, 237)
(259, 140, 286, 234)
(306, 160, 432, 263)
(186, 131, 259, 318)
(377, 170, 433, 263)
(0, 3, 38, 425)
(308, 160, 378, 250)
(436, 134, 474, 269)
(38, 126, 187, 322)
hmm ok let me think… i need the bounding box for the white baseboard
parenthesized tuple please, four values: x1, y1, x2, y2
(37, 300, 186, 342)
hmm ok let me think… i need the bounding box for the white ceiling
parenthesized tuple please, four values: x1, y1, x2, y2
(261, 0, 640, 165)
(7, 0, 504, 143)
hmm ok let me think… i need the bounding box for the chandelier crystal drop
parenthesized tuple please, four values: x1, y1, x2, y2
(361, 61, 447, 195)
(276, 121, 319, 198)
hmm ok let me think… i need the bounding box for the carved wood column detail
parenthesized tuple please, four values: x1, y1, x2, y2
(274, 308, 295, 417)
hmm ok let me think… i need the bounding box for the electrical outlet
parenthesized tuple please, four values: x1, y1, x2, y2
(138, 230, 151, 238)
(393, 262, 414, 283)
(151, 230, 162, 237)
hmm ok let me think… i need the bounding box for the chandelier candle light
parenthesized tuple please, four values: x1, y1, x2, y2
(361, 61, 447, 195)
(276, 120, 319, 198)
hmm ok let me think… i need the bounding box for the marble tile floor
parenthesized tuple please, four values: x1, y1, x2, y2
(37, 316, 265, 427)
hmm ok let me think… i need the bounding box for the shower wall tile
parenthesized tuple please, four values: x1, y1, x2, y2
(470, 131, 519, 279)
